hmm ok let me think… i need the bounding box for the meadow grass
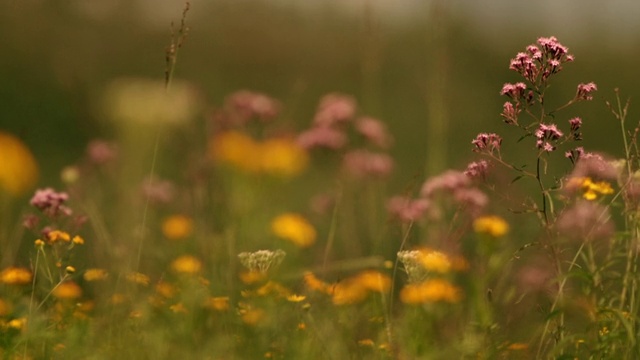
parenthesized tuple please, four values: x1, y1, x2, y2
(1, 13, 639, 360)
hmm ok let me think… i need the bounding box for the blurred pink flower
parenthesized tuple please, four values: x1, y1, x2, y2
(355, 117, 393, 149)
(30, 188, 72, 217)
(141, 177, 175, 205)
(556, 200, 614, 241)
(86, 140, 118, 165)
(297, 126, 347, 150)
(313, 93, 357, 128)
(224, 90, 281, 123)
(420, 170, 470, 198)
(387, 196, 430, 223)
(342, 149, 393, 179)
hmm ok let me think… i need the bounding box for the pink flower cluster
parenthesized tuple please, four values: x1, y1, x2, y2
(30, 188, 72, 217)
(387, 168, 489, 223)
(535, 124, 564, 152)
(575, 82, 598, 101)
(342, 150, 394, 179)
(297, 93, 356, 150)
(211, 90, 281, 128)
(509, 36, 574, 84)
(472, 133, 502, 155)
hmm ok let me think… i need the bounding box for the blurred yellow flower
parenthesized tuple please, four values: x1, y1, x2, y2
(0, 298, 11, 316)
(473, 215, 509, 238)
(271, 213, 316, 248)
(7, 317, 27, 330)
(47, 230, 71, 244)
(204, 296, 230, 311)
(400, 279, 461, 304)
(419, 250, 452, 273)
(239, 270, 267, 284)
(303, 271, 331, 293)
(0, 267, 32, 285)
(84, 268, 108, 282)
(169, 302, 188, 314)
(356, 270, 391, 293)
(331, 271, 391, 305)
(259, 138, 308, 177)
(286, 294, 306, 302)
(256, 281, 291, 298)
(155, 281, 176, 298)
(209, 131, 261, 172)
(161, 215, 193, 240)
(171, 255, 202, 275)
(53, 282, 83, 300)
(240, 307, 265, 326)
(126, 272, 150, 286)
(0, 131, 38, 196)
(567, 177, 614, 200)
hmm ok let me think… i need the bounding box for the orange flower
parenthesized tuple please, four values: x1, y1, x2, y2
(400, 279, 461, 304)
(53, 282, 82, 300)
(0, 131, 38, 196)
(259, 138, 308, 177)
(171, 255, 202, 275)
(0, 267, 32, 285)
(271, 213, 316, 248)
(161, 215, 193, 240)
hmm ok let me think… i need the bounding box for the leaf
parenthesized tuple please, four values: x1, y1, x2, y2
(510, 175, 524, 184)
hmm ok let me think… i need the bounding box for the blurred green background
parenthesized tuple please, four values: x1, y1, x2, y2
(1, 0, 639, 189)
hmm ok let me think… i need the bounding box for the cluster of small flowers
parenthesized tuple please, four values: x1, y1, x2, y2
(509, 36, 573, 85)
(464, 160, 490, 180)
(575, 82, 598, 101)
(238, 249, 286, 273)
(296, 93, 394, 179)
(535, 123, 564, 152)
(397, 250, 430, 283)
(388, 168, 488, 223)
(212, 90, 281, 128)
(472, 133, 502, 155)
(29, 188, 72, 218)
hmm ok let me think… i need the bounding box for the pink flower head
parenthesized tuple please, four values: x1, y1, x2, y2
(472, 133, 502, 154)
(568, 117, 583, 140)
(296, 126, 348, 150)
(557, 200, 614, 242)
(501, 101, 520, 125)
(570, 152, 617, 180)
(355, 117, 393, 149)
(537, 36, 569, 58)
(342, 150, 394, 179)
(30, 188, 72, 217)
(575, 82, 597, 101)
(420, 170, 471, 198)
(453, 187, 488, 216)
(141, 177, 175, 205)
(500, 82, 527, 99)
(313, 93, 357, 128)
(464, 160, 490, 180)
(565, 147, 585, 164)
(526, 44, 542, 60)
(386, 196, 430, 223)
(86, 140, 118, 165)
(225, 90, 281, 123)
(535, 124, 564, 152)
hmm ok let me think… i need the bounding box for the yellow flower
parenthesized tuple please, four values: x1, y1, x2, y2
(400, 279, 461, 304)
(256, 281, 292, 298)
(271, 213, 316, 248)
(72, 235, 85, 245)
(0, 131, 38, 196)
(126, 272, 150, 286)
(169, 302, 188, 314)
(83, 268, 108, 282)
(332, 280, 369, 305)
(47, 230, 71, 244)
(355, 270, 391, 293)
(259, 138, 308, 177)
(209, 131, 261, 172)
(568, 177, 614, 200)
(240, 307, 265, 326)
(171, 255, 202, 275)
(155, 281, 176, 298)
(204, 296, 230, 311)
(7, 317, 27, 330)
(53, 282, 82, 300)
(419, 250, 452, 273)
(303, 272, 331, 293)
(0, 267, 32, 285)
(473, 215, 509, 237)
(161, 215, 194, 240)
(239, 271, 267, 284)
(286, 294, 307, 302)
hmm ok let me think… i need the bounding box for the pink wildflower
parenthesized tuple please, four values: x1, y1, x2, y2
(225, 90, 281, 123)
(86, 140, 118, 165)
(535, 124, 563, 152)
(575, 82, 597, 101)
(355, 117, 393, 149)
(313, 93, 357, 128)
(556, 200, 614, 241)
(141, 177, 175, 205)
(472, 133, 502, 154)
(420, 170, 471, 198)
(296, 127, 348, 150)
(386, 196, 430, 223)
(501, 101, 520, 125)
(464, 160, 490, 180)
(30, 188, 72, 217)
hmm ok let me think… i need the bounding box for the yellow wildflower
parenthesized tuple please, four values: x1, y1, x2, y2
(259, 138, 309, 177)
(169, 302, 188, 314)
(256, 281, 292, 298)
(0, 267, 32, 285)
(47, 230, 71, 244)
(7, 317, 27, 330)
(400, 279, 461, 304)
(240, 307, 265, 326)
(332, 279, 369, 305)
(65, 266, 76, 274)
(567, 177, 614, 200)
(271, 213, 316, 248)
(303, 272, 331, 293)
(83, 268, 108, 282)
(507, 343, 529, 351)
(72, 235, 84, 245)
(155, 281, 176, 298)
(126, 272, 150, 286)
(161, 215, 193, 240)
(358, 339, 375, 347)
(209, 131, 261, 172)
(239, 270, 267, 284)
(204, 296, 230, 311)
(53, 282, 82, 300)
(356, 270, 391, 293)
(286, 294, 307, 302)
(0, 131, 38, 196)
(170, 255, 202, 275)
(419, 249, 452, 273)
(473, 215, 509, 237)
